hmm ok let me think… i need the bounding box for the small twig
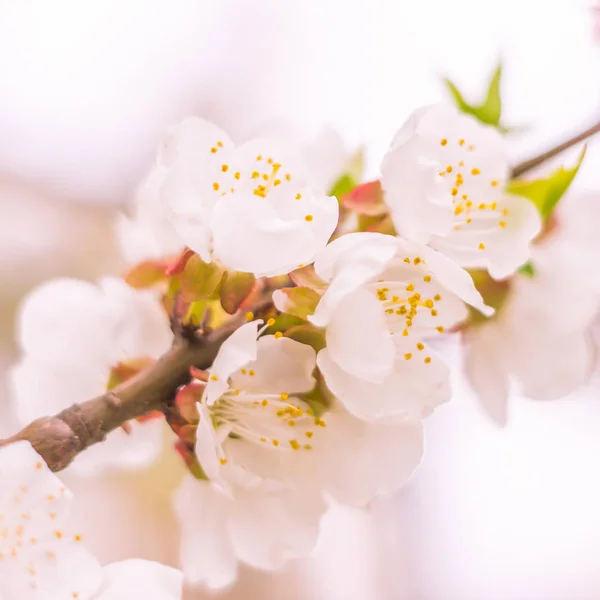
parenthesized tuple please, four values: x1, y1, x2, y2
(0, 305, 269, 472)
(511, 119, 600, 178)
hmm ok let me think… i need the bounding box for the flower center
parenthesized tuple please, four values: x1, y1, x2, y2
(210, 389, 325, 454)
(438, 136, 508, 249)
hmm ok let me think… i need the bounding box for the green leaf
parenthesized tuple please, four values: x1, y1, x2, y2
(273, 287, 321, 321)
(518, 262, 536, 278)
(444, 63, 503, 128)
(329, 173, 357, 200)
(284, 324, 326, 352)
(507, 146, 586, 220)
(328, 148, 365, 199)
(180, 254, 224, 302)
(220, 271, 256, 314)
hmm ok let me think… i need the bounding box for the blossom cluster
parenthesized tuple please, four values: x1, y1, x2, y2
(6, 101, 599, 595)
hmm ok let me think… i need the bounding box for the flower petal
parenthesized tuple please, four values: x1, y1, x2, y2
(173, 476, 237, 590)
(94, 559, 183, 600)
(321, 408, 424, 507)
(310, 232, 398, 327)
(229, 336, 316, 395)
(205, 321, 262, 406)
(323, 288, 395, 384)
(229, 486, 325, 570)
(317, 347, 450, 422)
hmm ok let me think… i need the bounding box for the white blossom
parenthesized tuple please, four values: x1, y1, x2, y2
(9, 277, 172, 475)
(161, 117, 339, 277)
(0, 441, 101, 600)
(92, 559, 182, 600)
(305, 232, 492, 422)
(174, 321, 424, 588)
(381, 104, 541, 279)
(464, 193, 600, 424)
(116, 165, 182, 264)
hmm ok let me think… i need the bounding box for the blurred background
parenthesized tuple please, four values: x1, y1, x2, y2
(1, 0, 599, 598)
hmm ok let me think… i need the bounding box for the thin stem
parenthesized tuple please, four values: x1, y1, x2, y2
(511, 119, 600, 178)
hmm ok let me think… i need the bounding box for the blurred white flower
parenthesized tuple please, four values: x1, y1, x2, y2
(174, 320, 423, 588)
(9, 277, 172, 475)
(117, 165, 182, 265)
(93, 559, 182, 600)
(307, 232, 491, 421)
(173, 473, 324, 591)
(381, 104, 541, 279)
(464, 193, 600, 425)
(161, 117, 339, 277)
(0, 441, 101, 600)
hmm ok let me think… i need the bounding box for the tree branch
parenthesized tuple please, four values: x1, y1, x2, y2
(0, 312, 257, 472)
(511, 119, 600, 178)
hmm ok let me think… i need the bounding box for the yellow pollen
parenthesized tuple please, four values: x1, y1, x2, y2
(260, 437, 267, 443)
(459, 160, 465, 166)
(416, 342, 425, 351)
(248, 370, 255, 376)
(252, 171, 260, 179)
(423, 275, 431, 283)
(424, 299, 434, 308)
(478, 203, 487, 210)
(286, 173, 291, 181)
(219, 458, 228, 465)
(49, 512, 56, 520)
(406, 283, 415, 292)
(262, 173, 269, 181)
(478, 242, 485, 250)
(436, 325, 445, 333)
(404, 353, 412, 360)
(424, 356, 432, 364)
(305, 431, 314, 438)
(234, 172, 240, 180)
(241, 368, 247, 375)
(431, 309, 438, 316)
(273, 179, 281, 186)
(304, 444, 313, 450)
(256, 154, 262, 160)
(221, 164, 229, 172)
(490, 202, 497, 210)
(288, 420, 296, 427)
(267, 318, 275, 326)
(499, 220, 506, 228)
(295, 193, 302, 200)
(451, 188, 459, 197)
(502, 207, 509, 216)
(454, 206, 464, 216)
(440, 138, 448, 146)
(280, 392, 289, 400)
(459, 139, 465, 146)
(305, 214, 313, 222)
(30, 537, 37, 544)
(414, 257, 422, 265)
(35, 462, 42, 470)
(210, 374, 218, 381)
(272, 440, 279, 447)
(217, 141, 223, 148)
(268, 158, 273, 164)
(55, 531, 63, 539)
(74, 534, 82, 542)
(261, 400, 268, 407)
(245, 311, 254, 321)
(471, 168, 480, 175)
(210, 147, 217, 153)
(491, 179, 499, 187)
(274, 331, 283, 339)
(290, 440, 300, 451)
(446, 165, 453, 173)
(212, 182, 219, 191)
(468, 144, 475, 151)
